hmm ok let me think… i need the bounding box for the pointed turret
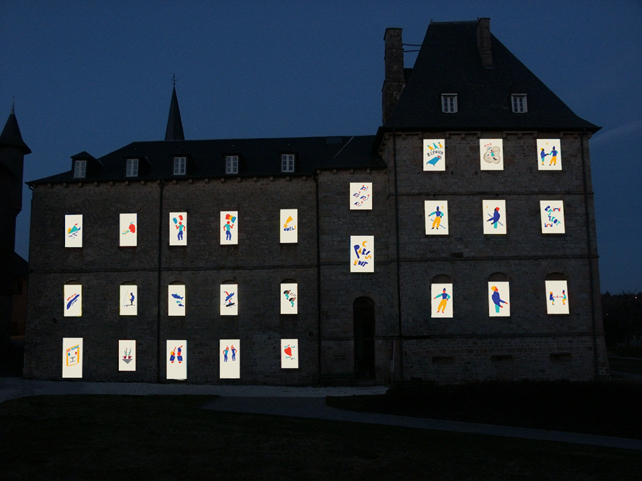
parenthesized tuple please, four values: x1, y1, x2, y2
(164, 86, 185, 141)
(0, 105, 30, 351)
(0, 106, 31, 155)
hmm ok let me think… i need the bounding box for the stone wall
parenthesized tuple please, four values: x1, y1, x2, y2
(378, 131, 608, 383)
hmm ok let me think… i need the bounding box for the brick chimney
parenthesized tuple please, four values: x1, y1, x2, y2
(382, 28, 405, 124)
(476, 18, 493, 68)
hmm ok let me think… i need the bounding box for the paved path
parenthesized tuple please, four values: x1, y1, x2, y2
(2, 377, 641, 451)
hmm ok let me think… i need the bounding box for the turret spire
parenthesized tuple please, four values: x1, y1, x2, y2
(164, 79, 185, 141)
(0, 105, 31, 154)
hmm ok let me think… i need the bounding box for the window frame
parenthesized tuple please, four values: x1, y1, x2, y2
(73, 160, 87, 179)
(511, 94, 528, 113)
(173, 156, 187, 176)
(441, 93, 458, 113)
(281, 153, 295, 173)
(225, 155, 239, 175)
(126, 158, 139, 177)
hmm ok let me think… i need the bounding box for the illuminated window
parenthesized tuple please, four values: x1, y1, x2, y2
(73, 160, 86, 178)
(281, 154, 295, 173)
(441, 94, 457, 113)
(511, 94, 528, 113)
(126, 158, 139, 177)
(173, 157, 186, 175)
(226, 155, 239, 174)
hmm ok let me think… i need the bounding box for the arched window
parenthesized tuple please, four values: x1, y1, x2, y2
(488, 273, 510, 317)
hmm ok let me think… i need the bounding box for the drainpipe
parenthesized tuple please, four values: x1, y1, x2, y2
(157, 180, 164, 383)
(315, 171, 322, 385)
(580, 130, 600, 379)
(392, 131, 404, 381)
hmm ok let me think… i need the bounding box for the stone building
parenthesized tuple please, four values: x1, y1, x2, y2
(24, 19, 609, 384)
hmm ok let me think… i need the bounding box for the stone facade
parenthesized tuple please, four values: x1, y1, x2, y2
(24, 19, 608, 384)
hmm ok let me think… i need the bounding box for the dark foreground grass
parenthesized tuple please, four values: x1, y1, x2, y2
(328, 381, 642, 440)
(1, 395, 641, 480)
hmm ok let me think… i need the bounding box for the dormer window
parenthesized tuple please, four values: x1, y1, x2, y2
(226, 155, 239, 174)
(126, 158, 139, 177)
(281, 154, 295, 173)
(73, 160, 87, 178)
(511, 94, 528, 113)
(173, 156, 186, 175)
(441, 94, 458, 113)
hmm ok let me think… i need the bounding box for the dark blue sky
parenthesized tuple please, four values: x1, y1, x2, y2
(2, 1, 640, 293)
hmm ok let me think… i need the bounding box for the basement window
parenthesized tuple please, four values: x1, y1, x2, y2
(550, 353, 572, 362)
(73, 160, 86, 179)
(491, 355, 514, 362)
(511, 94, 528, 113)
(441, 94, 458, 113)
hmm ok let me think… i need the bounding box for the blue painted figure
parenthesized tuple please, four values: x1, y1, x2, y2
(490, 286, 508, 313)
(487, 206, 501, 229)
(231, 345, 237, 361)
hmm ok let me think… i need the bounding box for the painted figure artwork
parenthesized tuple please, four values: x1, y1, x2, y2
(545, 280, 570, 315)
(168, 285, 186, 316)
(169, 212, 187, 246)
(220, 284, 238, 316)
(119, 213, 137, 247)
(166, 340, 187, 380)
(540, 201, 565, 234)
(479, 139, 504, 171)
(220, 339, 240, 379)
(483, 200, 507, 235)
(119, 285, 138, 316)
(220, 211, 238, 245)
(423, 139, 446, 172)
(62, 338, 83, 378)
(424, 201, 449, 235)
(537, 139, 562, 171)
(488, 282, 511, 317)
(431, 283, 453, 318)
(281, 339, 299, 369)
(350, 236, 374, 273)
(281, 283, 298, 315)
(280, 209, 298, 243)
(350, 183, 373, 210)
(65, 214, 83, 248)
(118, 340, 136, 372)
(63, 284, 82, 317)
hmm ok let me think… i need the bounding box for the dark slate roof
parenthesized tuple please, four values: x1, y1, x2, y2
(0, 107, 31, 154)
(28, 135, 384, 184)
(383, 20, 599, 132)
(165, 87, 185, 141)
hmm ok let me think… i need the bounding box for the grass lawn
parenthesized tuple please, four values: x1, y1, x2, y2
(1, 395, 641, 480)
(608, 347, 642, 374)
(327, 381, 642, 440)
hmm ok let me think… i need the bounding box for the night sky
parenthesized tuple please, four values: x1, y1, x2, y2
(2, 1, 640, 293)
